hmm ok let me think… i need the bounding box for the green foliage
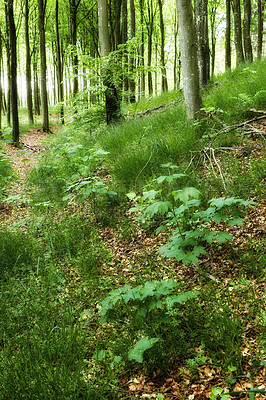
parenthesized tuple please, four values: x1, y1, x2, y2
(99, 279, 198, 366)
(29, 134, 111, 207)
(0, 229, 40, 276)
(0, 266, 88, 399)
(0, 152, 13, 201)
(204, 60, 266, 124)
(128, 167, 256, 265)
(97, 106, 198, 190)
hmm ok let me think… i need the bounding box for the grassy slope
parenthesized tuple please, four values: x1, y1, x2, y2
(0, 60, 265, 399)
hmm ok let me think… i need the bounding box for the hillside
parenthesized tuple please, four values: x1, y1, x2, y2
(0, 61, 265, 400)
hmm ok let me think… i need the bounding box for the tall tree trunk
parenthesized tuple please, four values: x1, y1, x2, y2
(147, 0, 154, 96)
(195, 0, 210, 87)
(122, 0, 129, 99)
(257, 0, 264, 60)
(209, 2, 218, 76)
(176, 0, 202, 119)
(25, 0, 34, 124)
(98, 0, 121, 123)
(70, 0, 80, 97)
(139, 0, 145, 97)
(5, 5, 11, 126)
(129, 0, 136, 102)
(232, 0, 245, 65)
(243, 0, 253, 62)
(38, 0, 49, 132)
(158, 0, 168, 92)
(225, 0, 231, 70)
(56, 0, 64, 123)
(7, 0, 19, 145)
(0, 31, 2, 131)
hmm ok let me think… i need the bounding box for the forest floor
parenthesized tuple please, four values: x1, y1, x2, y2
(0, 118, 265, 399)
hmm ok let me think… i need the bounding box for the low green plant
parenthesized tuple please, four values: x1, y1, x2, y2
(0, 152, 13, 201)
(128, 165, 256, 265)
(98, 279, 198, 367)
(0, 229, 40, 276)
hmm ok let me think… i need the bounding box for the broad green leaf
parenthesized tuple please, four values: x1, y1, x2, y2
(128, 337, 160, 363)
(215, 231, 232, 243)
(172, 187, 201, 203)
(126, 192, 137, 200)
(228, 218, 244, 226)
(145, 201, 172, 216)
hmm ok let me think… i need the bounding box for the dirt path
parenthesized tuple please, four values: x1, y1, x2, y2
(0, 128, 48, 226)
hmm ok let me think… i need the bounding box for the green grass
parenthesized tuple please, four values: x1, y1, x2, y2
(0, 59, 265, 398)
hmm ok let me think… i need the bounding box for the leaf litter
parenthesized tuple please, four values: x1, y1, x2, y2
(0, 121, 265, 399)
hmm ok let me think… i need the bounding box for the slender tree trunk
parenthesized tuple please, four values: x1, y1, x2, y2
(232, 0, 245, 65)
(147, 0, 154, 96)
(122, 0, 129, 99)
(7, 0, 19, 145)
(5, 5, 11, 126)
(158, 0, 168, 92)
(225, 0, 231, 70)
(243, 0, 253, 62)
(128, 0, 136, 102)
(176, 0, 202, 119)
(70, 0, 80, 97)
(195, 0, 210, 87)
(0, 31, 2, 131)
(25, 0, 34, 124)
(98, 0, 121, 123)
(139, 0, 145, 97)
(38, 0, 49, 131)
(257, 0, 264, 60)
(56, 0, 64, 123)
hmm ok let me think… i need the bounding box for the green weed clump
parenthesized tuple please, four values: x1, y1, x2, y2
(0, 229, 40, 276)
(98, 106, 198, 190)
(204, 59, 266, 124)
(0, 152, 13, 201)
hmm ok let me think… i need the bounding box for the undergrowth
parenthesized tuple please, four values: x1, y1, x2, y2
(0, 59, 265, 399)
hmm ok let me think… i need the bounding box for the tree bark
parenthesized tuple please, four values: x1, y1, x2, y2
(98, 0, 121, 124)
(232, 0, 245, 65)
(195, 0, 210, 87)
(38, 0, 49, 132)
(225, 0, 231, 70)
(158, 0, 168, 92)
(257, 0, 264, 60)
(25, 0, 34, 124)
(176, 0, 202, 119)
(7, 0, 19, 145)
(129, 0, 136, 102)
(147, 0, 154, 96)
(243, 0, 253, 62)
(69, 0, 80, 97)
(139, 0, 145, 97)
(5, 4, 11, 126)
(56, 0, 64, 123)
(0, 30, 2, 131)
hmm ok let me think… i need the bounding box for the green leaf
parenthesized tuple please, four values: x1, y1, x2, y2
(172, 187, 201, 203)
(128, 337, 160, 363)
(126, 192, 137, 200)
(228, 218, 244, 226)
(215, 231, 232, 243)
(145, 201, 172, 217)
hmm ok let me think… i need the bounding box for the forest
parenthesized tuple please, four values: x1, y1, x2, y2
(0, 0, 266, 398)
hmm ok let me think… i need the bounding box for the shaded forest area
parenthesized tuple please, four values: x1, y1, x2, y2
(0, 0, 266, 399)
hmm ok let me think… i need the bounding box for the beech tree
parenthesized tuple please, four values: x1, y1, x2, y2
(38, 0, 49, 132)
(7, 0, 19, 145)
(232, 0, 245, 65)
(195, 0, 210, 86)
(176, 0, 202, 119)
(25, 0, 33, 124)
(98, 0, 120, 123)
